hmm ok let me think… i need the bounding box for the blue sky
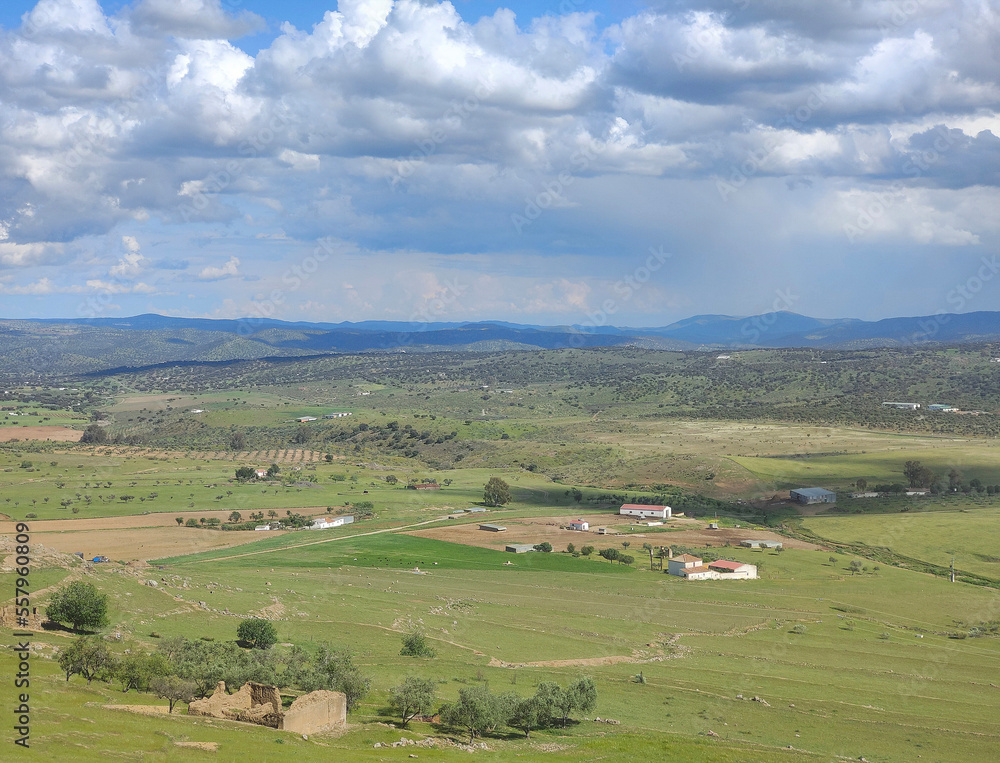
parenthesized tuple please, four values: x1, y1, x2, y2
(0, 0, 998, 326)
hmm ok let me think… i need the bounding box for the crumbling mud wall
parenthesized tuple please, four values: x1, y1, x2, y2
(280, 690, 347, 734)
(0, 605, 46, 630)
(187, 681, 346, 735)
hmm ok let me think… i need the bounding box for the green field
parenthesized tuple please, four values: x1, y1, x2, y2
(5, 536, 1000, 761)
(803, 508, 1000, 581)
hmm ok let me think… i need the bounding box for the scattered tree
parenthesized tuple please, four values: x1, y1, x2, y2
(47, 581, 109, 632)
(58, 637, 113, 684)
(533, 542, 553, 553)
(150, 675, 197, 713)
(483, 477, 512, 507)
(599, 548, 621, 563)
(235, 466, 256, 482)
(441, 686, 508, 744)
(903, 460, 935, 488)
(509, 695, 548, 738)
(228, 511, 243, 523)
(114, 650, 170, 693)
(237, 618, 277, 649)
(389, 677, 437, 727)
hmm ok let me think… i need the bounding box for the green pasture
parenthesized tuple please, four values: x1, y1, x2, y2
(803, 508, 1000, 581)
(0, 443, 610, 521)
(5, 540, 1000, 762)
(733, 442, 1000, 491)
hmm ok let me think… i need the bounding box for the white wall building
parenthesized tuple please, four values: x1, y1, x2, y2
(620, 504, 671, 519)
(308, 516, 355, 530)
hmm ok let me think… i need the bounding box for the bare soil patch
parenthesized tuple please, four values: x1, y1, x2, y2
(0, 507, 333, 561)
(23, 526, 265, 561)
(490, 655, 641, 668)
(175, 742, 219, 751)
(0, 425, 82, 442)
(104, 704, 171, 716)
(0, 507, 330, 534)
(407, 513, 823, 551)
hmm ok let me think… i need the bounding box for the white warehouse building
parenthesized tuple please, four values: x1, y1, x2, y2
(619, 504, 671, 519)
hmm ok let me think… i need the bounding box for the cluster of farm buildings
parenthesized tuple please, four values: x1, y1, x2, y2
(484, 504, 768, 580)
(254, 515, 354, 532)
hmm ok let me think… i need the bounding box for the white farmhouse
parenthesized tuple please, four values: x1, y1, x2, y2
(308, 516, 355, 530)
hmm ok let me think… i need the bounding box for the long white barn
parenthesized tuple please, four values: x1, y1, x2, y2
(619, 503, 671, 519)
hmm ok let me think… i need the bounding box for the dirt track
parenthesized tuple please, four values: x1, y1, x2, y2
(407, 513, 823, 551)
(0, 425, 82, 442)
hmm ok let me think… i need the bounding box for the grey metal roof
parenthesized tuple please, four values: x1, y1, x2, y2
(791, 487, 836, 498)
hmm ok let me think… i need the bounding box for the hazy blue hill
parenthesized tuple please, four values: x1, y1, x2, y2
(6, 310, 1000, 378)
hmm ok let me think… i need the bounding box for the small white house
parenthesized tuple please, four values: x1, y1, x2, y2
(254, 522, 284, 531)
(620, 504, 671, 519)
(568, 519, 589, 531)
(308, 516, 355, 530)
(254, 468, 269, 479)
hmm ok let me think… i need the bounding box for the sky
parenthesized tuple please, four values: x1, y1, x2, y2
(0, 0, 997, 327)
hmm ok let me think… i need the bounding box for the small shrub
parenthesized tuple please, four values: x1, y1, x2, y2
(400, 630, 436, 658)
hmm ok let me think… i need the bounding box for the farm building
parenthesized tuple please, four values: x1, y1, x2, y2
(882, 402, 920, 410)
(323, 412, 353, 418)
(708, 522, 719, 530)
(596, 527, 609, 535)
(467, 507, 488, 513)
(927, 404, 958, 412)
(790, 487, 836, 504)
(667, 554, 703, 576)
(479, 524, 506, 532)
(668, 554, 759, 580)
(254, 468, 269, 479)
(850, 492, 879, 498)
(708, 560, 758, 579)
(620, 504, 672, 519)
(296, 416, 318, 423)
(408, 483, 441, 491)
(308, 516, 354, 530)
(568, 519, 589, 531)
(741, 539, 783, 549)
(506, 544, 535, 554)
(254, 522, 284, 532)
(676, 563, 717, 581)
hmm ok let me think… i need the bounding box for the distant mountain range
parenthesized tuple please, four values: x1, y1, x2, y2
(3, 310, 1000, 376)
